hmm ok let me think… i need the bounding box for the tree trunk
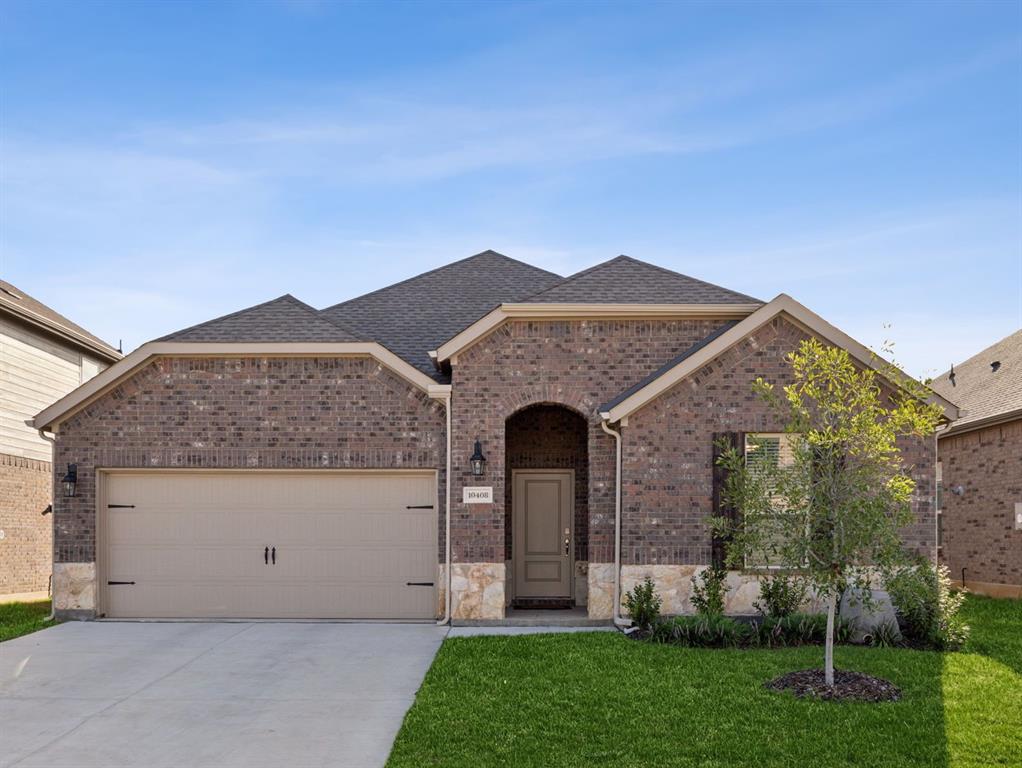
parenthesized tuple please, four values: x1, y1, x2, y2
(824, 591, 836, 687)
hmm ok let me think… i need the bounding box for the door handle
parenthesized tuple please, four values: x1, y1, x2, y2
(271, 546, 276, 565)
(264, 546, 269, 565)
(564, 527, 570, 556)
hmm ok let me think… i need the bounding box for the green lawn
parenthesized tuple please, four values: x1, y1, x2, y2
(0, 600, 57, 643)
(388, 596, 1021, 767)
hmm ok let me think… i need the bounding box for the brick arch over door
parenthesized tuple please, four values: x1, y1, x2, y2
(495, 385, 597, 422)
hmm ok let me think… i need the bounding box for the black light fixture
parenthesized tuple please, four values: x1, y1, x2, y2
(61, 463, 78, 498)
(469, 439, 487, 477)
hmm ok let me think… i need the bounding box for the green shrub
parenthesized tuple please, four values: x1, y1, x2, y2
(867, 621, 902, 648)
(691, 566, 728, 616)
(651, 614, 752, 648)
(753, 612, 853, 648)
(752, 572, 808, 618)
(623, 576, 662, 631)
(886, 561, 970, 650)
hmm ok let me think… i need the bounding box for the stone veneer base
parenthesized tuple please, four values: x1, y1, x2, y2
(53, 562, 97, 619)
(450, 562, 505, 620)
(588, 563, 830, 619)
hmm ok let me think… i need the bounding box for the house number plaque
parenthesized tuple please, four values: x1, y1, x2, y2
(463, 486, 493, 504)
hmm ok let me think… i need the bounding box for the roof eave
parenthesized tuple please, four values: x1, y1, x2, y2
(600, 294, 959, 424)
(33, 341, 446, 432)
(433, 302, 763, 363)
(0, 296, 121, 363)
(937, 406, 1022, 439)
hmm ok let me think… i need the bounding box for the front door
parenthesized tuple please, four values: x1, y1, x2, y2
(513, 470, 573, 599)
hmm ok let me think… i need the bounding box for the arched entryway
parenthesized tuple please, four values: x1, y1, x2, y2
(505, 404, 589, 608)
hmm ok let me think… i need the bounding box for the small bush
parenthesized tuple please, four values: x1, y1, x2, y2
(691, 566, 728, 616)
(753, 572, 808, 618)
(753, 612, 853, 648)
(623, 576, 662, 631)
(867, 621, 902, 648)
(651, 614, 752, 648)
(886, 562, 970, 650)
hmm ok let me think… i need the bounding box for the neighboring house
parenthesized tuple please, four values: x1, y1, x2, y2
(930, 330, 1021, 598)
(0, 280, 120, 599)
(31, 252, 956, 621)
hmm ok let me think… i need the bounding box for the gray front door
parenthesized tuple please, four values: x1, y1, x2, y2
(513, 470, 573, 599)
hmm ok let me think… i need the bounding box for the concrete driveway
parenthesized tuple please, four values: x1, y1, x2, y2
(0, 621, 447, 768)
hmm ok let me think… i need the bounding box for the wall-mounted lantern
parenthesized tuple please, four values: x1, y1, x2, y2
(61, 463, 78, 498)
(469, 439, 487, 477)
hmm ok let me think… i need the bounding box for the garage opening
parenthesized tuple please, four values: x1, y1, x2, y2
(99, 470, 437, 619)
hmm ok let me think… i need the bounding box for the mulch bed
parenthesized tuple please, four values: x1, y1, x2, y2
(766, 669, 902, 702)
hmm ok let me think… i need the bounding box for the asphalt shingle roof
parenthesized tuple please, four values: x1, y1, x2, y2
(321, 250, 563, 378)
(522, 255, 762, 305)
(149, 251, 763, 383)
(0, 278, 120, 359)
(929, 329, 1022, 430)
(158, 294, 360, 343)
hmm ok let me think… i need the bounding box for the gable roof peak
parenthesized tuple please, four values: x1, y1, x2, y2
(521, 254, 762, 305)
(157, 292, 360, 343)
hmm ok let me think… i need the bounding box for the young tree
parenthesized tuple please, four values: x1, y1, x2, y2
(714, 338, 943, 686)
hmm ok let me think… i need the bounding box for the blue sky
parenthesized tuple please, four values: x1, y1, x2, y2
(1, 0, 1019, 378)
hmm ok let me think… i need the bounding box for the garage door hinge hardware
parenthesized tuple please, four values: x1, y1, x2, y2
(406, 505, 434, 509)
(406, 582, 434, 587)
(107, 504, 135, 508)
(107, 581, 135, 585)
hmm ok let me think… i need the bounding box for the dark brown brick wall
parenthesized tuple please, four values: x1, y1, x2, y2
(505, 405, 589, 561)
(451, 318, 733, 564)
(622, 316, 937, 565)
(938, 419, 1022, 587)
(0, 453, 52, 594)
(52, 356, 445, 564)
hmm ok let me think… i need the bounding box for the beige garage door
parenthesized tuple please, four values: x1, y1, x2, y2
(100, 471, 437, 619)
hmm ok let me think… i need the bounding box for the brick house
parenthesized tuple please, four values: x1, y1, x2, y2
(1, 280, 120, 600)
(930, 330, 1021, 598)
(32, 252, 956, 621)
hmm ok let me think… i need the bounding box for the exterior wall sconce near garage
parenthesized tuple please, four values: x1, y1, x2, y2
(61, 463, 78, 498)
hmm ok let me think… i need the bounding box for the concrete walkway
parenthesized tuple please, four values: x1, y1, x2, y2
(448, 625, 617, 637)
(0, 621, 447, 768)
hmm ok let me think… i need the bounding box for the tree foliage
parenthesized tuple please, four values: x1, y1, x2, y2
(714, 338, 944, 684)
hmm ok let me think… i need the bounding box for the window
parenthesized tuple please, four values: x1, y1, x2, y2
(744, 433, 800, 568)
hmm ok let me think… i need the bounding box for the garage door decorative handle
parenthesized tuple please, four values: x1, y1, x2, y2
(264, 546, 269, 565)
(107, 581, 135, 585)
(406, 582, 434, 586)
(271, 547, 276, 565)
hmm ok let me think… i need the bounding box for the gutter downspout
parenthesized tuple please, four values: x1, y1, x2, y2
(436, 392, 453, 626)
(600, 419, 632, 629)
(37, 428, 57, 621)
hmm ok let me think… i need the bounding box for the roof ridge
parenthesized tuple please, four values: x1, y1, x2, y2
(275, 294, 365, 339)
(155, 294, 347, 342)
(612, 255, 762, 303)
(321, 250, 562, 312)
(521, 254, 761, 304)
(517, 256, 624, 301)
